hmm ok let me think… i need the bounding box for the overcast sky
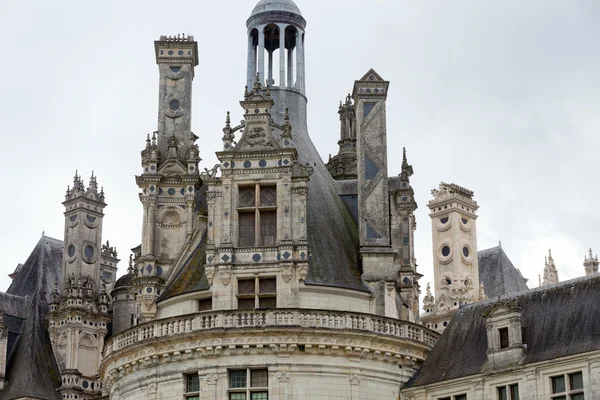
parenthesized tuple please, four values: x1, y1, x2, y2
(1, 0, 599, 299)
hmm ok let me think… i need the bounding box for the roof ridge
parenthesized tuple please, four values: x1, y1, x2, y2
(461, 273, 600, 310)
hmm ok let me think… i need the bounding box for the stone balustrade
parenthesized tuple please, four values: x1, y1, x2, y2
(104, 309, 438, 357)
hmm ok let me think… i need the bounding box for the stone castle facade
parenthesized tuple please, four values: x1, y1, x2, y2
(1, 1, 599, 400)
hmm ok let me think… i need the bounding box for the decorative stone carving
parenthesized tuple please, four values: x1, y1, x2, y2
(277, 371, 290, 382)
(205, 374, 217, 385)
(349, 374, 361, 385)
(219, 266, 231, 286)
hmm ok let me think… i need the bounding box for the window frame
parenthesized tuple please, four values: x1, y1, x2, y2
(497, 383, 519, 400)
(237, 184, 277, 247)
(237, 277, 277, 310)
(228, 368, 269, 400)
(498, 327, 509, 349)
(550, 371, 584, 400)
(183, 373, 200, 400)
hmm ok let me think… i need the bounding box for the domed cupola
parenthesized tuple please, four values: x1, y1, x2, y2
(246, 0, 306, 94)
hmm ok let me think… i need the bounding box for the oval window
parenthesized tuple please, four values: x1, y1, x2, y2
(68, 245, 76, 257)
(441, 246, 450, 257)
(461, 217, 468, 224)
(463, 246, 470, 257)
(85, 245, 94, 259)
(440, 217, 449, 224)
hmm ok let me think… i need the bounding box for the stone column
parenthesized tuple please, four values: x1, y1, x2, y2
(287, 47, 293, 87)
(141, 201, 148, 255)
(523, 370, 537, 400)
(279, 24, 286, 87)
(268, 50, 273, 86)
(247, 33, 254, 88)
(200, 369, 218, 400)
(148, 200, 156, 255)
(472, 379, 484, 400)
(258, 28, 265, 84)
(275, 366, 291, 400)
(590, 359, 600, 399)
(295, 30, 304, 91)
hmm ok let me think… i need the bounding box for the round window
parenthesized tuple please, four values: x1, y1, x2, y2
(461, 217, 468, 224)
(441, 245, 450, 257)
(169, 100, 180, 110)
(84, 245, 94, 259)
(440, 217, 449, 224)
(463, 246, 470, 257)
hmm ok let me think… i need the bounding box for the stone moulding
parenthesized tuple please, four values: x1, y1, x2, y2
(100, 308, 438, 387)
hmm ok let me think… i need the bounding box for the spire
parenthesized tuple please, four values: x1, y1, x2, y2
(479, 283, 487, 300)
(423, 282, 434, 307)
(584, 248, 599, 275)
(222, 111, 235, 151)
(542, 249, 559, 286)
(281, 108, 293, 147)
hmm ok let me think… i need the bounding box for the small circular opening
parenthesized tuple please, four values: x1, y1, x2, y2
(169, 100, 180, 110)
(441, 245, 451, 257)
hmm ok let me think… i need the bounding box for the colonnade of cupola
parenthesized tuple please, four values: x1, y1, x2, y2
(246, 0, 306, 93)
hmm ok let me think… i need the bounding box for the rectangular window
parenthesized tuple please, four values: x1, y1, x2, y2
(499, 327, 509, 349)
(498, 384, 519, 400)
(455, 395, 467, 400)
(229, 369, 268, 400)
(198, 298, 212, 312)
(184, 374, 200, 400)
(551, 372, 584, 399)
(238, 185, 277, 247)
(237, 278, 277, 309)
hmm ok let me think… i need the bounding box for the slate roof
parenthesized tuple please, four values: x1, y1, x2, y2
(0, 235, 62, 400)
(113, 272, 132, 289)
(269, 89, 368, 292)
(404, 273, 600, 388)
(158, 233, 209, 301)
(478, 246, 529, 298)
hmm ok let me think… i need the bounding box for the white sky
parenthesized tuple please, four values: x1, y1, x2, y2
(1, 0, 599, 297)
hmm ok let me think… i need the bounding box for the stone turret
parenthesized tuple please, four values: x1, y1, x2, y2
(326, 94, 357, 180)
(584, 248, 599, 276)
(47, 172, 112, 399)
(421, 182, 482, 333)
(391, 148, 421, 322)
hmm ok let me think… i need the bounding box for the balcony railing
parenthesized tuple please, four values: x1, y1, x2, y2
(104, 308, 438, 357)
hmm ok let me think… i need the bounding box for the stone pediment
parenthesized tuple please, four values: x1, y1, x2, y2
(358, 68, 385, 82)
(158, 159, 187, 177)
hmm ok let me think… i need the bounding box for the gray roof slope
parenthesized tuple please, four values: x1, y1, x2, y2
(0, 235, 62, 400)
(404, 274, 600, 388)
(478, 246, 529, 298)
(270, 89, 367, 292)
(158, 233, 209, 301)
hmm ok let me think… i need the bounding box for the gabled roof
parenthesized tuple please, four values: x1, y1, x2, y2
(404, 274, 600, 388)
(0, 235, 62, 400)
(478, 246, 529, 298)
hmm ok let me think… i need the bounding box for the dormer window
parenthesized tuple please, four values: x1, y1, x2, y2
(238, 184, 277, 247)
(483, 303, 524, 371)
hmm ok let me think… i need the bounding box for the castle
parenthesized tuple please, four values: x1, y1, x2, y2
(1, 1, 599, 399)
